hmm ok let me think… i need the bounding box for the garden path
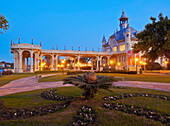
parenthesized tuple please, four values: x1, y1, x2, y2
(113, 81, 170, 92)
(0, 74, 170, 96)
(0, 74, 73, 96)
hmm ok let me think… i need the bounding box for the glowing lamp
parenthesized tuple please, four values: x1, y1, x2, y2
(117, 62, 121, 66)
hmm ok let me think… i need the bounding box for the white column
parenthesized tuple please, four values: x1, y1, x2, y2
(13, 51, 16, 73)
(97, 56, 99, 71)
(19, 51, 23, 73)
(55, 55, 58, 70)
(78, 55, 80, 71)
(74, 58, 76, 70)
(100, 56, 103, 71)
(107, 56, 110, 67)
(30, 52, 33, 72)
(51, 54, 54, 71)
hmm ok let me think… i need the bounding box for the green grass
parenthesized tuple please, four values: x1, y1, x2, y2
(0, 73, 36, 87)
(0, 86, 169, 126)
(38, 73, 170, 83)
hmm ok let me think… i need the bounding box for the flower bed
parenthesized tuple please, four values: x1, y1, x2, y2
(0, 101, 70, 120)
(103, 93, 170, 101)
(73, 106, 97, 126)
(103, 102, 170, 125)
(41, 89, 74, 101)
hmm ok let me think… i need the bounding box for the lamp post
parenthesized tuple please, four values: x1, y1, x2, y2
(143, 62, 147, 73)
(110, 60, 113, 70)
(117, 62, 121, 70)
(135, 58, 139, 73)
(61, 60, 65, 74)
(164, 61, 169, 69)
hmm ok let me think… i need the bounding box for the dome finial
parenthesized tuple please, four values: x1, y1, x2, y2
(122, 7, 125, 14)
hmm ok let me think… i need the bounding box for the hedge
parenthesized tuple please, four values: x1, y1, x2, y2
(67, 70, 137, 75)
(2, 71, 13, 75)
(35, 70, 70, 74)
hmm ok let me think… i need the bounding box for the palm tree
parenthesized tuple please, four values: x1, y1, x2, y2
(0, 14, 9, 34)
(63, 72, 116, 99)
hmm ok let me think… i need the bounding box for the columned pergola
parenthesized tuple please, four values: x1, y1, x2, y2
(11, 43, 135, 73)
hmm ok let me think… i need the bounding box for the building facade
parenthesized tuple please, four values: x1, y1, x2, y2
(102, 9, 141, 71)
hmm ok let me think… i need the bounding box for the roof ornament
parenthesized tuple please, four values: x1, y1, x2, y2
(40, 41, 42, 46)
(18, 37, 20, 44)
(31, 38, 33, 45)
(123, 7, 125, 14)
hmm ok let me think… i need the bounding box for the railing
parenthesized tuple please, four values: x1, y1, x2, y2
(41, 49, 114, 56)
(11, 44, 41, 50)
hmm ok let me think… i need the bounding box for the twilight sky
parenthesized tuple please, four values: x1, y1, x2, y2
(0, 0, 170, 62)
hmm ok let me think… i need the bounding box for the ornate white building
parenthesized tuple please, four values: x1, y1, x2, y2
(102, 9, 141, 70)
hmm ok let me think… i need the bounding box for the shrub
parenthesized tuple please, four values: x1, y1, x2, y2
(2, 70, 13, 75)
(35, 70, 70, 74)
(146, 62, 162, 70)
(96, 70, 137, 74)
(63, 72, 116, 99)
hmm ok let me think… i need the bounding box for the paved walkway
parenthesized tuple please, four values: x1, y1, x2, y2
(113, 81, 170, 92)
(0, 74, 170, 96)
(0, 74, 73, 96)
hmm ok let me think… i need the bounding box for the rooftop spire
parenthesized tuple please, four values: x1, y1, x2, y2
(123, 7, 125, 14)
(102, 35, 106, 42)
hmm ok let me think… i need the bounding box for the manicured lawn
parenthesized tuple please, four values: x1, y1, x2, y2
(0, 86, 169, 126)
(0, 73, 36, 87)
(38, 73, 170, 83)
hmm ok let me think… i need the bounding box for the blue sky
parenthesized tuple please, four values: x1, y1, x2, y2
(0, 0, 170, 62)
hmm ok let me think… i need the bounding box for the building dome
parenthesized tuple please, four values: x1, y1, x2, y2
(119, 8, 129, 21)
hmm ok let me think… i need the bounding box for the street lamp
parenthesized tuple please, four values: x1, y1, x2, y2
(164, 61, 169, 69)
(117, 62, 121, 70)
(110, 60, 113, 64)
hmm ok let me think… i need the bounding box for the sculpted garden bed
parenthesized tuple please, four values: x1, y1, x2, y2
(0, 72, 170, 126)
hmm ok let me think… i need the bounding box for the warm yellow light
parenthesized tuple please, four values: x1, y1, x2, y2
(61, 64, 64, 67)
(135, 58, 139, 62)
(143, 62, 147, 65)
(117, 62, 121, 66)
(57, 65, 61, 67)
(61, 60, 65, 64)
(140, 61, 143, 64)
(71, 58, 74, 60)
(67, 64, 70, 66)
(164, 61, 169, 64)
(110, 60, 113, 64)
(103, 64, 106, 67)
(41, 63, 46, 67)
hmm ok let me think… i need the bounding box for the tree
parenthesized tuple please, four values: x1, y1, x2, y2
(133, 13, 170, 63)
(0, 14, 9, 34)
(63, 72, 116, 99)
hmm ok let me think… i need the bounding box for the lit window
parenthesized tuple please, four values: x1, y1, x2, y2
(119, 44, 125, 51)
(113, 47, 117, 52)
